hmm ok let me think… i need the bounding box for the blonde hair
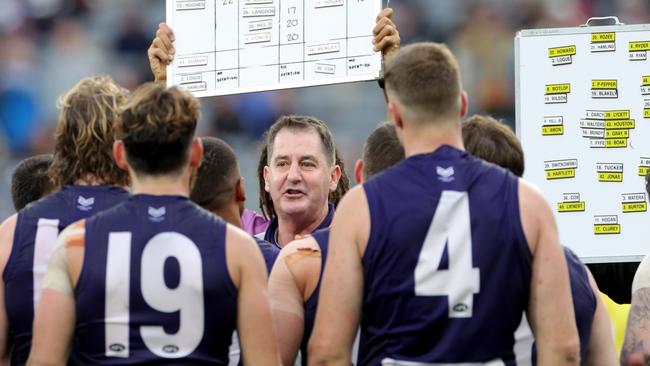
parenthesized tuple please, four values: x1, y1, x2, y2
(49, 76, 129, 187)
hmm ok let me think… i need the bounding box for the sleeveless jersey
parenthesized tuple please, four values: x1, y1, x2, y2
(72, 195, 237, 365)
(300, 228, 329, 366)
(360, 145, 532, 365)
(255, 237, 280, 273)
(531, 247, 596, 365)
(4, 185, 128, 365)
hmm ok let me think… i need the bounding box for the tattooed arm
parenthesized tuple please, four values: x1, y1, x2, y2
(621, 256, 650, 366)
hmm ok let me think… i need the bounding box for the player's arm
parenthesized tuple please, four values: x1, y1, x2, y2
(621, 255, 650, 366)
(0, 214, 17, 366)
(582, 269, 617, 366)
(519, 180, 579, 366)
(225, 225, 281, 366)
(147, 22, 175, 82)
(268, 237, 320, 366)
(28, 221, 85, 366)
(374, 7, 400, 60)
(309, 186, 369, 366)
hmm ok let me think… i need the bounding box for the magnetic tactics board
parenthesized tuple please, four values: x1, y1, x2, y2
(516, 23, 650, 262)
(166, 0, 383, 97)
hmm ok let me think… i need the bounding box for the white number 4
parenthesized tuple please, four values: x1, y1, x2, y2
(414, 191, 480, 318)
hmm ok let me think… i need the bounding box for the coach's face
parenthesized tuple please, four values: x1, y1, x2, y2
(264, 128, 340, 221)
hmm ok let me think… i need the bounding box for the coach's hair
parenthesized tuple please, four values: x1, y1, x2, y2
(11, 154, 54, 211)
(362, 122, 404, 180)
(257, 138, 350, 220)
(462, 115, 524, 177)
(191, 137, 240, 211)
(265, 115, 336, 167)
(116, 83, 199, 176)
(384, 42, 462, 119)
(49, 76, 129, 187)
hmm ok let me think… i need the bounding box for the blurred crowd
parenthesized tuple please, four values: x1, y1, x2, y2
(0, 0, 647, 216)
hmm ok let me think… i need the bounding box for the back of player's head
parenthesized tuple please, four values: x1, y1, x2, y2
(462, 115, 524, 177)
(116, 82, 200, 177)
(11, 154, 54, 211)
(362, 122, 404, 180)
(384, 42, 462, 120)
(49, 76, 129, 187)
(191, 137, 240, 211)
(265, 115, 336, 167)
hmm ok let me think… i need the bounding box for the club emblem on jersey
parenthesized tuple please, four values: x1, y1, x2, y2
(162, 345, 179, 354)
(76, 196, 95, 211)
(148, 206, 166, 222)
(453, 303, 469, 313)
(436, 166, 455, 182)
(108, 343, 125, 353)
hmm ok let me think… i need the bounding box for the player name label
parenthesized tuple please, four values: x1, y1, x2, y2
(593, 215, 620, 235)
(242, 7, 276, 17)
(549, 45, 576, 65)
(307, 43, 340, 55)
(591, 33, 616, 52)
(180, 73, 203, 84)
(314, 0, 344, 8)
(178, 56, 209, 67)
(622, 193, 647, 213)
(557, 192, 585, 212)
(176, 0, 206, 10)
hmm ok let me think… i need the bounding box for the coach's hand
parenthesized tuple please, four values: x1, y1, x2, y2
(148, 22, 175, 83)
(373, 8, 400, 60)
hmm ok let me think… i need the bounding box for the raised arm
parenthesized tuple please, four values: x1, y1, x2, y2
(373, 8, 400, 60)
(225, 225, 281, 366)
(621, 255, 650, 366)
(147, 22, 175, 83)
(308, 186, 369, 365)
(519, 180, 579, 366)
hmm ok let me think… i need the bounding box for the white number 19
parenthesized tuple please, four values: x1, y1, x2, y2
(414, 191, 480, 318)
(105, 232, 205, 358)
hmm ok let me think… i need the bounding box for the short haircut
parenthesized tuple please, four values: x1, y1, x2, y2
(116, 83, 200, 176)
(49, 76, 130, 187)
(362, 122, 404, 180)
(384, 42, 462, 119)
(190, 137, 240, 211)
(11, 154, 54, 211)
(257, 139, 350, 220)
(462, 115, 524, 177)
(265, 115, 336, 167)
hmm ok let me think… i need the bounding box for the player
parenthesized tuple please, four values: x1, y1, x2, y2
(10, 154, 54, 211)
(28, 83, 280, 365)
(268, 122, 404, 366)
(462, 114, 617, 365)
(190, 136, 279, 271)
(308, 43, 579, 365)
(620, 172, 650, 366)
(0, 76, 130, 365)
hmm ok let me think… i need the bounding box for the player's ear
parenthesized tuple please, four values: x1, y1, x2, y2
(189, 138, 203, 169)
(388, 101, 403, 130)
(112, 140, 129, 171)
(329, 164, 341, 192)
(460, 90, 468, 118)
(235, 177, 246, 203)
(354, 159, 364, 184)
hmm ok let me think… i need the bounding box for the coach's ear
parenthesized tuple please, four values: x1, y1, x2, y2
(112, 140, 129, 171)
(354, 159, 363, 184)
(460, 90, 468, 118)
(189, 138, 203, 169)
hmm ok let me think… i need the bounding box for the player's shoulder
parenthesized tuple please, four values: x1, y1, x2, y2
(59, 219, 87, 249)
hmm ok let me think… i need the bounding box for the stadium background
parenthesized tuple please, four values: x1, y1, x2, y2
(0, 0, 646, 217)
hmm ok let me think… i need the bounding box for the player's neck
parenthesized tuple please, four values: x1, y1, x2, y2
(213, 205, 243, 229)
(276, 203, 328, 247)
(402, 121, 464, 157)
(130, 172, 191, 197)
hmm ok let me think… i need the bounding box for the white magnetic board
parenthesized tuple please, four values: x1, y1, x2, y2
(516, 23, 650, 263)
(166, 0, 383, 97)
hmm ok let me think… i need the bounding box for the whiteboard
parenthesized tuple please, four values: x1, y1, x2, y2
(516, 23, 650, 263)
(166, 0, 382, 97)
